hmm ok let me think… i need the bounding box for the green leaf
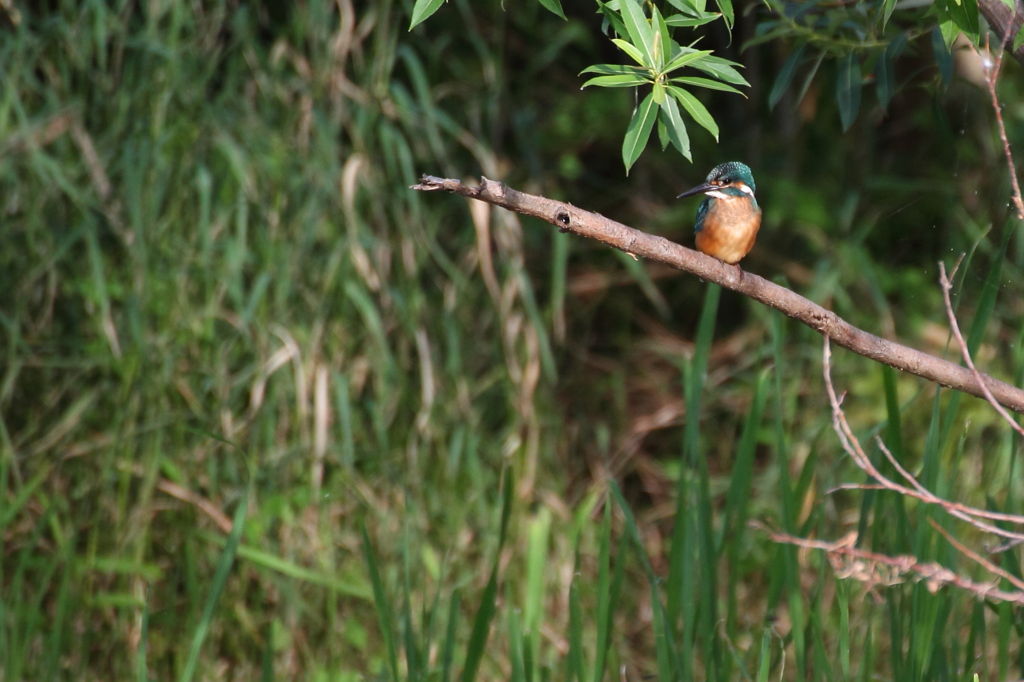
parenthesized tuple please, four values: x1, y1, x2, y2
(669, 75, 744, 95)
(934, 0, 959, 50)
(742, 23, 793, 50)
(717, 0, 734, 29)
(939, 19, 959, 52)
(580, 63, 649, 76)
(691, 55, 749, 86)
(619, 0, 657, 67)
(668, 86, 719, 140)
(663, 49, 714, 74)
(796, 51, 825, 104)
(756, 629, 772, 682)
(665, 13, 719, 28)
(882, 0, 898, 27)
(582, 74, 650, 88)
(653, 4, 671, 70)
(932, 26, 953, 86)
(660, 96, 692, 159)
(597, 1, 630, 40)
(835, 52, 861, 131)
(611, 38, 648, 67)
(536, 0, 567, 20)
(409, 0, 445, 30)
(769, 43, 806, 110)
(667, 0, 705, 14)
(652, 81, 666, 104)
(875, 33, 907, 113)
(622, 92, 658, 173)
(947, 0, 979, 44)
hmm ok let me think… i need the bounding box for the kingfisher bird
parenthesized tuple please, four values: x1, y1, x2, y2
(676, 161, 761, 265)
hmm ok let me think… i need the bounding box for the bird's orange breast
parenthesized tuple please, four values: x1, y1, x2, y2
(695, 197, 762, 265)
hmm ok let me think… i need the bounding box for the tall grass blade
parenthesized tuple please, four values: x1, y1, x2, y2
(608, 482, 681, 678)
(362, 519, 400, 682)
(837, 578, 850, 680)
(568, 569, 586, 682)
(461, 467, 514, 682)
(508, 605, 526, 682)
(179, 484, 251, 682)
(857, 623, 874, 682)
(769, 308, 805, 678)
(755, 629, 772, 682)
(261, 621, 274, 682)
(441, 589, 462, 682)
(138, 589, 151, 682)
(722, 368, 769, 633)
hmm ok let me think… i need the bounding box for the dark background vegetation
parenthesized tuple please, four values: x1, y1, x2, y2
(1, 0, 1023, 679)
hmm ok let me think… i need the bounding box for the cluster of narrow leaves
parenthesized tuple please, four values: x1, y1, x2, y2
(758, 0, 980, 130)
(583, 0, 748, 172)
(410, 0, 747, 172)
(411, 0, 569, 28)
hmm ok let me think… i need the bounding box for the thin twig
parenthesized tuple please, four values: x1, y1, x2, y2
(980, 15, 1024, 221)
(929, 518, 1024, 592)
(822, 336, 1024, 542)
(874, 435, 1024, 524)
(938, 262, 1024, 438)
(754, 521, 1024, 605)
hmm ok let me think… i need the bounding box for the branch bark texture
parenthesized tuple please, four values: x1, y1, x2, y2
(979, 0, 1024, 68)
(412, 175, 1024, 416)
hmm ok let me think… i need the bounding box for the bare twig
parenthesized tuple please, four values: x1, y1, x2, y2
(980, 10, 1024, 221)
(929, 518, 1024, 592)
(821, 336, 1024, 542)
(756, 522, 1024, 605)
(412, 175, 1024, 415)
(938, 262, 1024, 438)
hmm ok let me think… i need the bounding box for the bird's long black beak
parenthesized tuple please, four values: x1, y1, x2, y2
(676, 183, 717, 199)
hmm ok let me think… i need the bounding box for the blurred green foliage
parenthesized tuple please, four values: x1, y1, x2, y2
(1, 0, 1023, 680)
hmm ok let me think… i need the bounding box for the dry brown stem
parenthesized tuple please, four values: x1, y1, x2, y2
(756, 522, 1024, 605)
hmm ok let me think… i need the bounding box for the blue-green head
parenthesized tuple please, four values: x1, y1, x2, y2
(677, 161, 757, 200)
(676, 162, 758, 232)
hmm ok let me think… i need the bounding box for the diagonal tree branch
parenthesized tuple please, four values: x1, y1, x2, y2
(412, 175, 1024, 415)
